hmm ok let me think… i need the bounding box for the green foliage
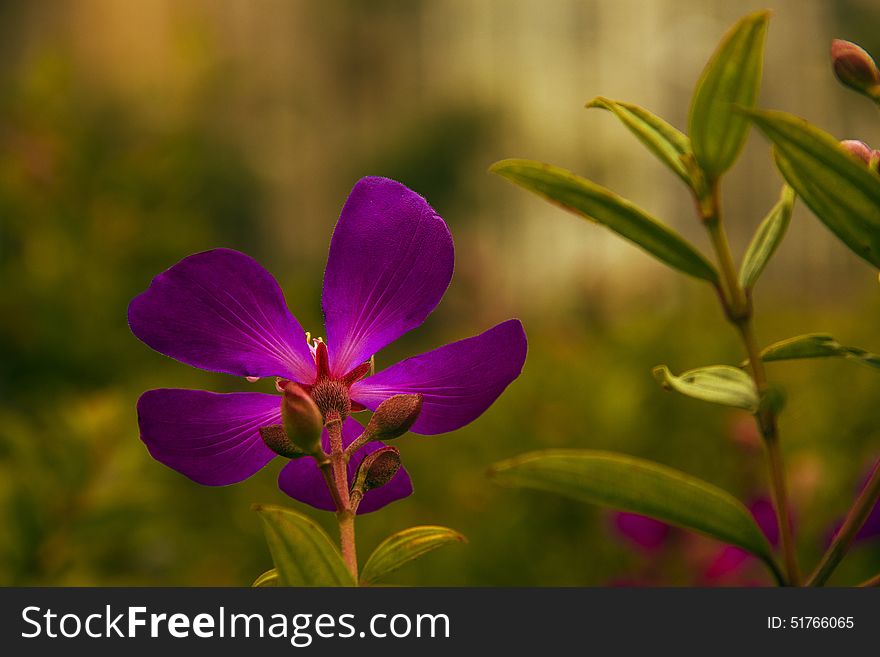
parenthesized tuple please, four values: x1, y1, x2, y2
(254, 505, 355, 587)
(586, 97, 693, 187)
(490, 159, 719, 284)
(760, 334, 880, 370)
(489, 450, 778, 577)
(688, 11, 770, 180)
(746, 108, 880, 269)
(653, 365, 760, 412)
(252, 569, 279, 587)
(739, 186, 795, 290)
(360, 526, 466, 586)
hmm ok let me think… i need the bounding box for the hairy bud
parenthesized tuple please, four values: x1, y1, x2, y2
(258, 424, 305, 459)
(363, 394, 423, 441)
(351, 446, 402, 501)
(831, 39, 880, 100)
(280, 380, 324, 456)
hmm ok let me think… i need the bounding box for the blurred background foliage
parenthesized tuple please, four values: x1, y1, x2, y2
(1, 0, 878, 586)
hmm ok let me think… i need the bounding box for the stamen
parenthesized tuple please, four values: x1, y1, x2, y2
(341, 360, 372, 386)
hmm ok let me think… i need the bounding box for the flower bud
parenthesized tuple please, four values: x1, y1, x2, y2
(363, 393, 423, 441)
(351, 446, 402, 498)
(840, 140, 880, 173)
(831, 39, 880, 99)
(258, 424, 305, 459)
(280, 380, 323, 456)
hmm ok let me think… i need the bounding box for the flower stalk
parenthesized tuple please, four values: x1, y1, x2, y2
(324, 413, 358, 581)
(807, 461, 880, 586)
(698, 185, 801, 586)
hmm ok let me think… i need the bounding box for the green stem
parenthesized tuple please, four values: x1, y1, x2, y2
(807, 461, 880, 586)
(699, 185, 800, 586)
(324, 414, 358, 582)
(857, 572, 880, 587)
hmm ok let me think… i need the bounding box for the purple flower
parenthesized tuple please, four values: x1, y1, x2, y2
(129, 177, 527, 513)
(703, 497, 780, 583)
(825, 460, 880, 545)
(610, 512, 670, 552)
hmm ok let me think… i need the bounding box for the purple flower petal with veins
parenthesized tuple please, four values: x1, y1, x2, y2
(129, 249, 316, 382)
(137, 389, 280, 486)
(322, 177, 454, 377)
(350, 320, 527, 434)
(129, 177, 527, 512)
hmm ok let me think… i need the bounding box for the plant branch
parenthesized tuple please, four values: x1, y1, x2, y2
(699, 184, 800, 586)
(324, 414, 358, 582)
(807, 460, 880, 586)
(344, 431, 373, 460)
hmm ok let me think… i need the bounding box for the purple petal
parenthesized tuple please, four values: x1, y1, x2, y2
(350, 319, 527, 434)
(277, 417, 413, 514)
(137, 388, 280, 486)
(322, 177, 454, 376)
(129, 248, 316, 381)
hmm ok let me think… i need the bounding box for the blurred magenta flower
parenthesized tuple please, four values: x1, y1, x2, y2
(611, 512, 670, 552)
(704, 498, 779, 583)
(129, 177, 527, 513)
(826, 460, 880, 545)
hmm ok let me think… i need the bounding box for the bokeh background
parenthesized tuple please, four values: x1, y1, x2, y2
(2, 0, 879, 586)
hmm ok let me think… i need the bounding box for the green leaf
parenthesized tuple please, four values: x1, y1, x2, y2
(254, 504, 355, 587)
(489, 449, 777, 571)
(252, 569, 279, 587)
(746, 108, 880, 268)
(587, 97, 693, 187)
(688, 11, 770, 179)
(360, 526, 466, 586)
(490, 159, 719, 284)
(760, 333, 880, 370)
(738, 185, 795, 290)
(653, 364, 759, 411)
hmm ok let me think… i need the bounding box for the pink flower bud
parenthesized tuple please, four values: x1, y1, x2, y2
(280, 380, 324, 456)
(840, 140, 880, 172)
(831, 39, 880, 98)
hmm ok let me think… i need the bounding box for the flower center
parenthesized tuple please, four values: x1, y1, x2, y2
(310, 378, 352, 419)
(298, 335, 372, 422)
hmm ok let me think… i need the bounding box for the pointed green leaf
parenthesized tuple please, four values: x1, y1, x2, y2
(738, 185, 795, 289)
(489, 449, 777, 573)
(760, 333, 880, 370)
(254, 504, 355, 587)
(360, 526, 466, 586)
(653, 364, 759, 411)
(689, 11, 770, 179)
(252, 569, 279, 587)
(491, 159, 719, 284)
(587, 97, 693, 186)
(746, 108, 880, 268)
